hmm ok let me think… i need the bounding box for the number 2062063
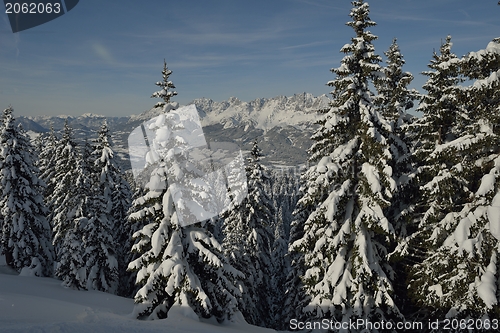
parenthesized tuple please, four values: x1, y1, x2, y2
(5, 2, 61, 14)
(442, 318, 499, 331)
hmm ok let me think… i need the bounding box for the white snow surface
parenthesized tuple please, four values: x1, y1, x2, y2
(476, 252, 498, 309)
(0, 256, 277, 333)
(428, 284, 443, 297)
(488, 192, 500, 241)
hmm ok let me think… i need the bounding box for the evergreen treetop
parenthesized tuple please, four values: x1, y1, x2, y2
(151, 60, 177, 109)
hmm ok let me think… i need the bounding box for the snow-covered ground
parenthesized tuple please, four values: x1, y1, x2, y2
(0, 256, 279, 333)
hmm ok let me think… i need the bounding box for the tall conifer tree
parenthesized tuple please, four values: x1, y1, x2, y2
(407, 37, 471, 319)
(293, 1, 403, 327)
(222, 140, 275, 327)
(82, 121, 123, 293)
(0, 107, 54, 276)
(128, 63, 241, 321)
(375, 38, 417, 314)
(410, 38, 500, 322)
(51, 122, 88, 289)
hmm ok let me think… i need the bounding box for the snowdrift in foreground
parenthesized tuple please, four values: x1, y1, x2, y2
(0, 257, 277, 333)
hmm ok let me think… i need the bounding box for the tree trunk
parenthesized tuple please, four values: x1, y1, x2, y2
(5, 249, 14, 269)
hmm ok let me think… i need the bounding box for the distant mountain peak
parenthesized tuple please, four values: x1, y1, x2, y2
(79, 113, 105, 118)
(190, 93, 329, 130)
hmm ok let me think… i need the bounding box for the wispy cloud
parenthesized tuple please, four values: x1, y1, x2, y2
(124, 27, 290, 48)
(119, 12, 301, 50)
(374, 11, 499, 29)
(281, 41, 330, 50)
(91, 42, 115, 64)
(171, 50, 285, 69)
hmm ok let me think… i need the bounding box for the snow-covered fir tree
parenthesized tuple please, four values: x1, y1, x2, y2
(120, 183, 147, 297)
(124, 62, 179, 299)
(406, 37, 473, 320)
(375, 38, 417, 238)
(99, 122, 133, 295)
(0, 107, 54, 276)
(281, 166, 312, 328)
(50, 121, 79, 255)
(374, 38, 417, 314)
(109, 174, 133, 293)
(38, 127, 59, 206)
(128, 65, 241, 321)
(124, 59, 178, 260)
(222, 140, 275, 327)
(409, 38, 500, 323)
(270, 168, 300, 242)
(51, 121, 88, 289)
(128, 140, 242, 321)
(415, 36, 467, 144)
(408, 37, 469, 249)
(81, 121, 125, 293)
(270, 218, 289, 328)
(268, 169, 303, 329)
(292, 1, 403, 328)
(375, 38, 416, 122)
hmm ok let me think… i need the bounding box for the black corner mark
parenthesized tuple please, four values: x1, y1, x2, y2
(4, 0, 79, 33)
(64, 0, 77, 12)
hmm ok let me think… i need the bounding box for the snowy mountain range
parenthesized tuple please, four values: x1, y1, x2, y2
(19, 93, 330, 168)
(194, 93, 329, 131)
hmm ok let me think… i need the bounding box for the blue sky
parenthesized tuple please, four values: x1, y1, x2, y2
(1, 0, 499, 117)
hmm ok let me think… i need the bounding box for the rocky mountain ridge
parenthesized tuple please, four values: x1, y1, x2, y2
(18, 93, 330, 168)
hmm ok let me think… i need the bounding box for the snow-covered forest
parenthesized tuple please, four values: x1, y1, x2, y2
(1, 1, 500, 332)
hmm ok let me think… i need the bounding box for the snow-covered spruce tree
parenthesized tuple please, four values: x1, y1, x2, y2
(281, 166, 318, 329)
(269, 169, 300, 328)
(375, 38, 417, 234)
(124, 62, 179, 299)
(408, 37, 469, 251)
(409, 38, 500, 323)
(112, 184, 133, 294)
(81, 121, 125, 293)
(406, 37, 475, 321)
(374, 38, 417, 314)
(128, 146, 242, 322)
(51, 121, 88, 289)
(38, 126, 59, 233)
(120, 183, 147, 297)
(270, 218, 289, 328)
(128, 66, 241, 321)
(122, 62, 178, 298)
(405, 38, 465, 241)
(281, 178, 312, 329)
(292, 1, 403, 328)
(0, 107, 54, 276)
(222, 140, 275, 327)
(38, 127, 59, 207)
(270, 168, 300, 242)
(50, 121, 79, 256)
(375, 38, 416, 122)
